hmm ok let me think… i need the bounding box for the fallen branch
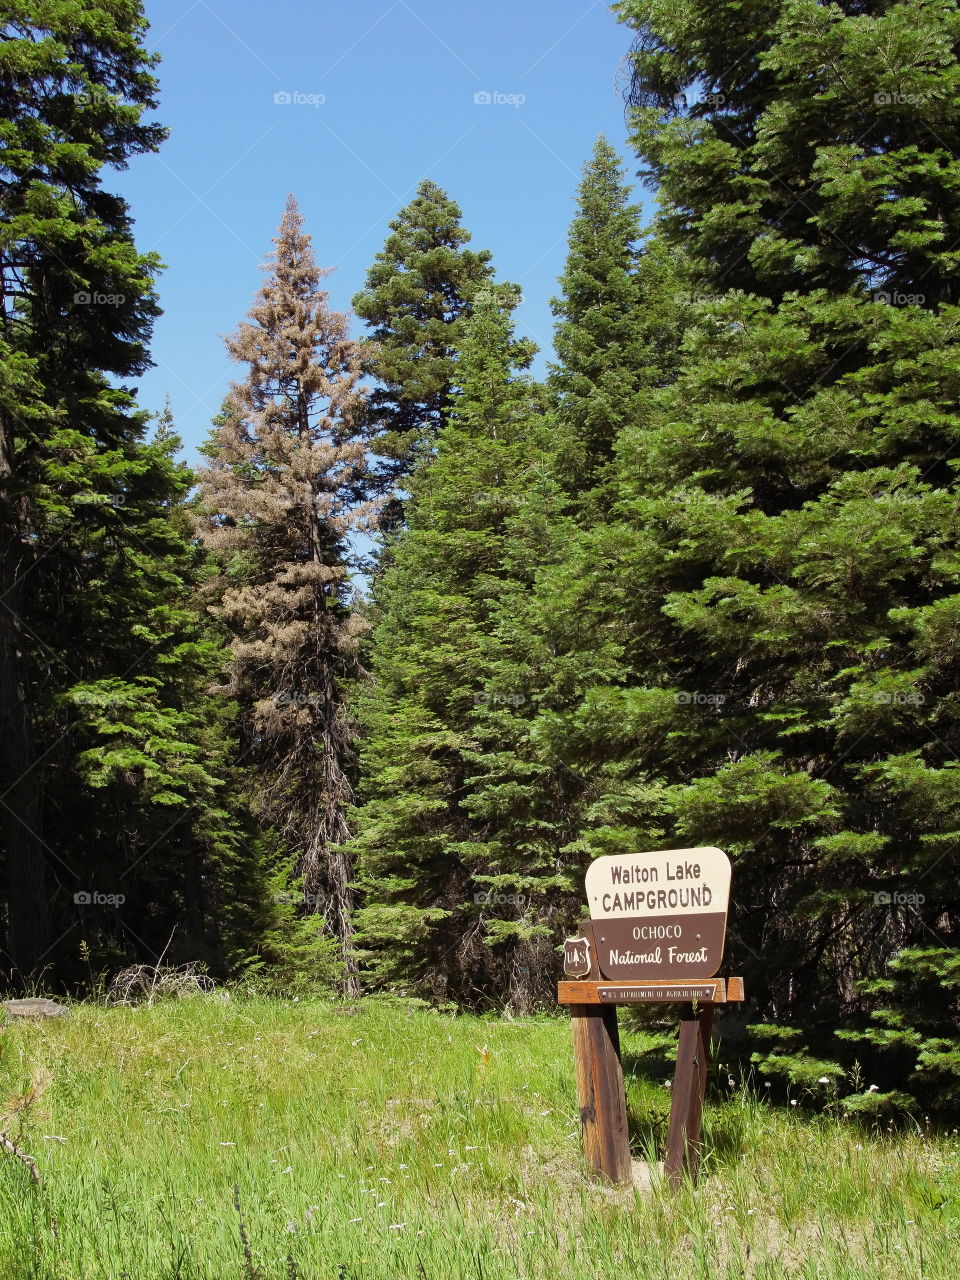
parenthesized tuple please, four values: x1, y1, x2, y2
(0, 1131, 40, 1184)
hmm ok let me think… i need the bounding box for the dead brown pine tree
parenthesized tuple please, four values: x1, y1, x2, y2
(197, 194, 374, 994)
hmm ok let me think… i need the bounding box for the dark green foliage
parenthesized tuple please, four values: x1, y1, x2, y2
(606, 0, 960, 1105)
(351, 180, 494, 512)
(549, 135, 651, 503)
(55, 422, 274, 977)
(838, 948, 960, 1115)
(352, 289, 576, 1009)
(0, 2, 269, 983)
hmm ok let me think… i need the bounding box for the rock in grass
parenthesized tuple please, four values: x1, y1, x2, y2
(2, 998, 70, 1020)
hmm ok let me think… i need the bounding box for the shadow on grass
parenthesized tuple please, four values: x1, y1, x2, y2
(616, 1039, 754, 1169)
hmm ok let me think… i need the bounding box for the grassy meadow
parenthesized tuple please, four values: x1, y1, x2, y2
(0, 996, 956, 1279)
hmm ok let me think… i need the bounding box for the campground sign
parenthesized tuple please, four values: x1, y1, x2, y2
(558, 846, 742, 1190)
(583, 847, 731, 981)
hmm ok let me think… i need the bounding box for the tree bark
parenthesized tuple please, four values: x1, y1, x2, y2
(0, 407, 51, 982)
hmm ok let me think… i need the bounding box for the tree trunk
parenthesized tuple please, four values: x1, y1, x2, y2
(0, 408, 51, 983)
(329, 838, 360, 998)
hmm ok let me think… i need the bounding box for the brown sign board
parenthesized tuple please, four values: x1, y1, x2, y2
(584, 847, 731, 981)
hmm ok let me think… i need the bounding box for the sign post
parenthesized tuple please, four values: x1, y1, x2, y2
(558, 848, 743, 1188)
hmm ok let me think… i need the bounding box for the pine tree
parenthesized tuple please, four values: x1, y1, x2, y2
(197, 196, 371, 994)
(59, 417, 274, 980)
(352, 180, 494, 518)
(353, 288, 568, 1007)
(549, 135, 650, 503)
(0, 0, 177, 978)
(612, 0, 960, 1109)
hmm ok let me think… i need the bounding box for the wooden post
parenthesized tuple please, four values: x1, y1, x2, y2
(664, 1002, 714, 1187)
(558, 978, 742, 1192)
(569, 1002, 632, 1185)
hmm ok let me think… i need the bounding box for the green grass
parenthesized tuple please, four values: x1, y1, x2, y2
(0, 995, 956, 1278)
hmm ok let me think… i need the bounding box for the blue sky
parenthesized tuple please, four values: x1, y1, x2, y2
(118, 0, 648, 463)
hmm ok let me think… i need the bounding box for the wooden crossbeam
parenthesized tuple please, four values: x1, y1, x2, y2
(558, 977, 744, 1005)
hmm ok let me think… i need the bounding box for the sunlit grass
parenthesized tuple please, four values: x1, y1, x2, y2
(0, 996, 956, 1277)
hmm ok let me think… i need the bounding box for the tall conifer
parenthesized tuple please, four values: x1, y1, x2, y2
(352, 180, 494, 522)
(611, 0, 960, 1107)
(0, 1, 240, 980)
(198, 196, 371, 993)
(353, 288, 558, 1006)
(549, 136, 649, 503)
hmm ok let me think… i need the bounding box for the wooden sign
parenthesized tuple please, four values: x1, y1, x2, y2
(558, 845, 742, 1192)
(584, 847, 731, 981)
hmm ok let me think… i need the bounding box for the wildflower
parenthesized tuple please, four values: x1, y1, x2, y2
(790, 1099, 798, 1106)
(389, 1223, 406, 1230)
(818, 1076, 830, 1085)
(868, 1084, 879, 1092)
